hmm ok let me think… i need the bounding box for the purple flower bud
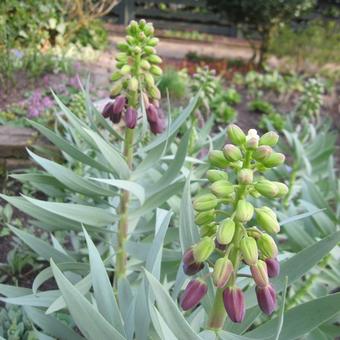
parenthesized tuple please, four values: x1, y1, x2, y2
(146, 103, 158, 123)
(223, 286, 245, 323)
(102, 102, 114, 118)
(149, 117, 166, 134)
(183, 247, 195, 266)
(112, 95, 126, 114)
(125, 107, 137, 129)
(256, 284, 277, 315)
(215, 238, 227, 251)
(265, 258, 280, 278)
(180, 279, 208, 310)
(183, 262, 204, 276)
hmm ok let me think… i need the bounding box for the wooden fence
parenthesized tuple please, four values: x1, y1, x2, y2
(112, 0, 238, 36)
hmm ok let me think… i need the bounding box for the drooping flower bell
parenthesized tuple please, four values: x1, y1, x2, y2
(255, 284, 277, 315)
(180, 279, 208, 311)
(223, 286, 245, 323)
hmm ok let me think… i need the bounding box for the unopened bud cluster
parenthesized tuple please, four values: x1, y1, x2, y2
(181, 124, 287, 324)
(102, 19, 165, 133)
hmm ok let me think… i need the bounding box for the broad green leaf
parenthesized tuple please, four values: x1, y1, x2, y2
(0, 284, 31, 297)
(83, 227, 125, 335)
(131, 181, 183, 219)
(0, 195, 81, 231)
(246, 293, 340, 339)
(50, 259, 126, 340)
(52, 91, 99, 148)
(150, 305, 178, 340)
(33, 262, 90, 294)
(146, 209, 172, 279)
(24, 306, 84, 340)
(8, 225, 73, 263)
(218, 331, 255, 340)
(22, 195, 116, 227)
(118, 278, 135, 340)
(279, 209, 325, 226)
(148, 129, 191, 195)
(11, 173, 65, 191)
(143, 92, 200, 152)
(91, 178, 145, 204)
(46, 275, 92, 314)
(28, 120, 110, 172)
(143, 269, 201, 340)
(83, 128, 129, 179)
(27, 149, 114, 196)
(0, 290, 60, 307)
(179, 174, 200, 252)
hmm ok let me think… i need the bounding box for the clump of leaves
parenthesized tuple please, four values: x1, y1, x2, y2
(0, 304, 36, 340)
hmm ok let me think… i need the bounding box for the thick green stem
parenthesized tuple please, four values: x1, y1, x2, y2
(116, 128, 134, 280)
(207, 150, 251, 330)
(208, 288, 226, 330)
(283, 168, 297, 208)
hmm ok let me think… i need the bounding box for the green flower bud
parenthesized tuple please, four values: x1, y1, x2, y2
(273, 182, 288, 197)
(255, 207, 280, 234)
(235, 200, 254, 223)
(193, 237, 215, 262)
(148, 54, 162, 64)
(211, 180, 234, 198)
(201, 223, 217, 237)
(147, 37, 159, 46)
(111, 71, 123, 81)
(216, 218, 235, 245)
(127, 20, 139, 35)
(143, 22, 155, 36)
(238, 169, 253, 185)
(257, 234, 278, 259)
(120, 64, 131, 75)
(144, 46, 156, 54)
(250, 260, 269, 287)
(259, 131, 279, 147)
(193, 193, 218, 211)
(213, 258, 233, 288)
(262, 153, 285, 168)
(139, 19, 146, 29)
(207, 169, 228, 182)
(116, 52, 128, 62)
(254, 179, 279, 198)
(110, 81, 123, 97)
(195, 210, 215, 225)
(223, 144, 242, 162)
(133, 46, 142, 54)
(117, 42, 129, 52)
(141, 59, 151, 70)
(227, 124, 246, 145)
(126, 35, 136, 45)
(246, 129, 259, 150)
(208, 150, 229, 168)
(246, 136, 259, 150)
(150, 65, 163, 76)
(128, 77, 139, 92)
(144, 73, 155, 87)
(138, 32, 146, 41)
(240, 236, 258, 265)
(149, 86, 161, 100)
(253, 146, 272, 162)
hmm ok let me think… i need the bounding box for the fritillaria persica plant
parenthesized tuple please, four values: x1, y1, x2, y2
(181, 124, 288, 329)
(100, 20, 166, 280)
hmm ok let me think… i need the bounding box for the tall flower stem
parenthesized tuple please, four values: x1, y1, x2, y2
(207, 150, 251, 330)
(116, 128, 134, 280)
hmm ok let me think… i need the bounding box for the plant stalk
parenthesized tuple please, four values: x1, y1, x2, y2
(116, 128, 134, 280)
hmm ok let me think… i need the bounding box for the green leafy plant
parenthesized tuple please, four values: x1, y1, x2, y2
(0, 20, 339, 340)
(259, 112, 286, 132)
(158, 68, 188, 100)
(249, 98, 275, 114)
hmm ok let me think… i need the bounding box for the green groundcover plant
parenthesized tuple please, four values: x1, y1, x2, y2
(0, 20, 339, 340)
